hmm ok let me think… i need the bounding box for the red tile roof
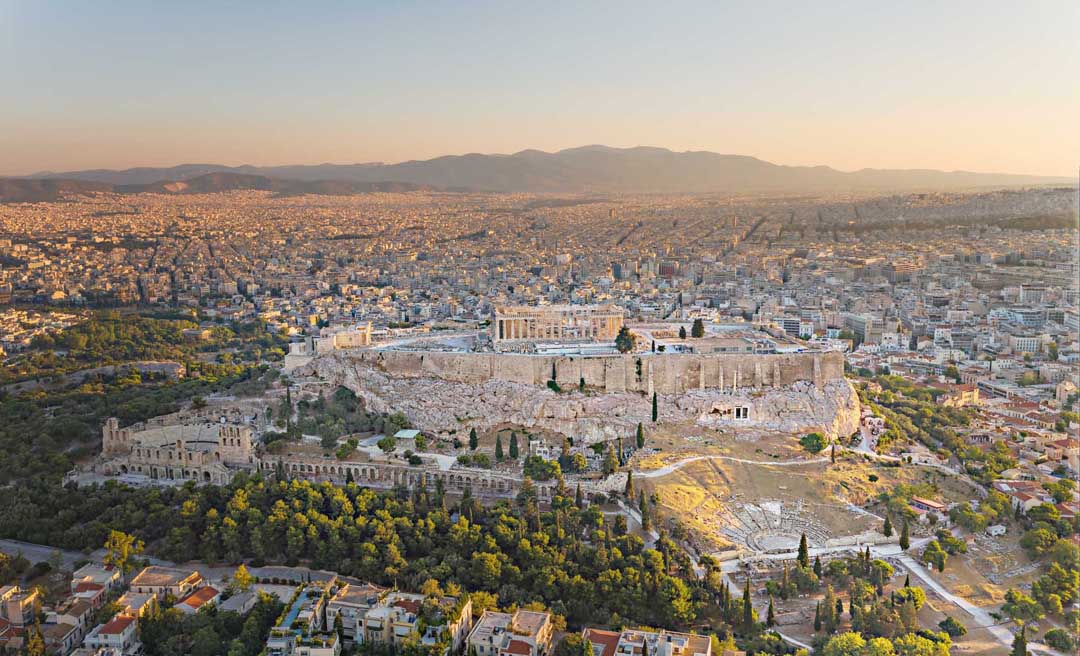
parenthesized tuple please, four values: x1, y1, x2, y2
(99, 615, 135, 635)
(583, 628, 620, 656)
(179, 586, 220, 610)
(505, 639, 533, 656)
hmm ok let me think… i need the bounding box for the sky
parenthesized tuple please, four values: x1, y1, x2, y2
(1, 1, 1077, 176)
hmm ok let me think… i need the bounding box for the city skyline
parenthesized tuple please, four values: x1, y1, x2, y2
(2, 1, 1078, 176)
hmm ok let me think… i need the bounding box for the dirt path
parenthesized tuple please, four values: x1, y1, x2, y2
(636, 453, 829, 478)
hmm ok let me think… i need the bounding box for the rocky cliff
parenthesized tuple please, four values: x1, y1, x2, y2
(302, 353, 861, 442)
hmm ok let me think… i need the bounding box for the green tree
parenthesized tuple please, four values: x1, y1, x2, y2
(495, 435, 504, 461)
(678, 326, 687, 339)
(469, 427, 478, 450)
(797, 533, 810, 568)
(822, 631, 865, 656)
(602, 446, 618, 476)
(615, 326, 635, 353)
(636, 422, 645, 449)
(1010, 625, 1027, 656)
(883, 516, 893, 538)
(899, 521, 910, 551)
(938, 616, 967, 638)
(766, 595, 776, 627)
(742, 578, 755, 633)
(624, 471, 635, 498)
(509, 432, 519, 459)
(652, 392, 658, 422)
(691, 319, 705, 338)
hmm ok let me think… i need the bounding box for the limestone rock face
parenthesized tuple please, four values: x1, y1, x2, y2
(302, 353, 860, 442)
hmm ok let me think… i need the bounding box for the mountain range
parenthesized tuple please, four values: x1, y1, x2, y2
(4, 145, 1070, 202)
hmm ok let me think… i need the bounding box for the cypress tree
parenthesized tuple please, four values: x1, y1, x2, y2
(1011, 625, 1028, 656)
(742, 578, 754, 632)
(766, 596, 776, 627)
(636, 422, 645, 449)
(345, 468, 354, 484)
(495, 435, 504, 460)
(469, 427, 478, 450)
(814, 603, 822, 631)
(835, 598, 844, 621)
(797, 533, 809, 568)
(651, 392, 658, 422)
(903, 574, 910, 588)
(575, 483, 583, 508)
(509, 432, 519, 459)
(813, 555, 822, 577)
(899, 521, 910, 550)
(780, 564, 790, 600)
(883, 515, 893, 537)
(624, 471, 635, 498)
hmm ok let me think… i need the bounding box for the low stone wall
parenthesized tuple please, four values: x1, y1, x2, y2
(350, 349, 842, 394)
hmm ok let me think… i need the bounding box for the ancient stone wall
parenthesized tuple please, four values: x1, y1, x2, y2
(352, 349, 842, 394)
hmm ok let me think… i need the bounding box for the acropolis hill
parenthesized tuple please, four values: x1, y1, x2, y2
(299, 309, 860, 443)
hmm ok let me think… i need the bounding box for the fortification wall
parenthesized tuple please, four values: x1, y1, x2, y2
(351, 349, 842, 393)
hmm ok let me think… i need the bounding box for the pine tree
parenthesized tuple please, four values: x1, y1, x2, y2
(1011, 625, 1028, 656)
(636, 422, 645, 449)
(766, 596, 776, 627)
(469, 427, 478, 450)
(651, 392, 658, 422)
(899, 521, 910, 550)
(797, 533, 810, 568)
(883, 515, 893, 537)
(624, 470, 635, 498)
(509, 432, 519, 459)
(495, 435, 504, 461)
(814, 603, 822, 631)
(813, 555, 822, 577)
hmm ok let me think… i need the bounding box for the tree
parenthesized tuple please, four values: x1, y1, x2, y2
(602, 446, 618, 476)
(691, 319, 705, 338)
(742, 578, 755, 633)
(1010, 625, 1027, 656)
(814, 602, 822, 632)
(883, 516, 893, 538)
(509, 432, 519, 459)
(574, 483, 583, 508)
(797, 533, 810, 568)
(899, 521, 910, 551)
(822, 632, 868, 656)
(652, 392, 658, 422)
(1043, 629, 1075, 652)
(938, 616, 967, 638)
(636, 422, 645, 449)
(232, 563, 254, 592)
(615, 326, 635, 353)
(800, 432, 828, 453)
(766, 595, 776, 627)
(103, 530, 144, 575)
(1002, 588, 1044, 623)
(678, 326, 687, 339)
(813, 555, 822, 577)
(624, 471, 635, 498)
(469, 428, 478, 450)
(25, 621, 45, 656)
(495, 435, 504, 461)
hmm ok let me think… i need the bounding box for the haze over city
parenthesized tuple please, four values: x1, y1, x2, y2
(2, 1, 1078, 177)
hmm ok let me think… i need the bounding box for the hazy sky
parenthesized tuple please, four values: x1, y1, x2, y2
(2, 1, 1077, 176)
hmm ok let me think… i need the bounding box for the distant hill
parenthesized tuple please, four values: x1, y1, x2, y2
(0, 178, 112, 203)
(21, 145, 1072, 195)
(0, 173, 433, 202)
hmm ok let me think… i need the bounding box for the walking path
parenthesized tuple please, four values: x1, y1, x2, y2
(637, 454, 829, 479)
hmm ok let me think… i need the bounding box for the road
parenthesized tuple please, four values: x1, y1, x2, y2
(637, 454, 829, 479)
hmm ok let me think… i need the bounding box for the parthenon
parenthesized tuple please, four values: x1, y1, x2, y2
(491, 304, 624, 343)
